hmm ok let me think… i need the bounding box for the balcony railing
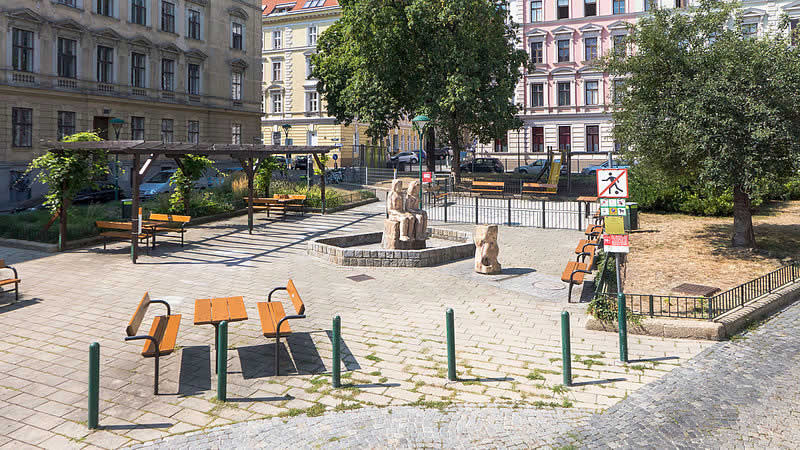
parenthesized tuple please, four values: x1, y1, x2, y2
(57, 78, 78, 89)
(11, 72, 35, 85)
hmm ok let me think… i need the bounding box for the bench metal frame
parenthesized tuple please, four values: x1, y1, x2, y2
(0, 264, 19, 302)
(124, 299, 173, 395)
(267, 286, 306, 376)
(567, 266, 593, 303)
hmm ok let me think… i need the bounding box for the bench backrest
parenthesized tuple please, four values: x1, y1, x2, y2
(150, 213, 191, 223)
(96, 220, 133, 230)
(286, 279, 305, 315)
(274, 194, 290, 200)
(288, 195, 306, 201)
(0, 259, 5, 268)
(126, 292, 151, 336)
(472, 181, 504, 189)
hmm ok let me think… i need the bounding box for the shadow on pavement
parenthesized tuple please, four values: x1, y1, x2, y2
(0, 297, 42, 313)
(178, 346, 211, 396)
(626, 356, 680, 363)
(570, 377, 626, 387)
(325, 329, 361, 372)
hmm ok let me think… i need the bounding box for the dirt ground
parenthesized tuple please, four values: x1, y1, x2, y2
(624, 200, 800, 294)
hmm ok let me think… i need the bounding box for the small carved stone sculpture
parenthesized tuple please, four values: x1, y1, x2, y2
(382, 179, 426, 250)
(405, 180, 428, 241)
(474, 225, 501, 274)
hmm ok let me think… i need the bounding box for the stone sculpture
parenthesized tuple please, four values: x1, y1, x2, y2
(382, 179, 426, 250)
(474, 225, 501, 274)
(405, 180, 428, 241)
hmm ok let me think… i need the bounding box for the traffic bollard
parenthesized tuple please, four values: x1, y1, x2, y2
(332, 315, 341, 388)
(446, 308, 456, 381)
(217, 321, 228, 401)
(617, 294, 628, 363)
(561, 311, 572, 386)
(88, 342, 99, 429)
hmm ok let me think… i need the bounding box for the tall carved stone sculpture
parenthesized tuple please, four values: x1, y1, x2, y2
(382, 179, 426, 250)
(405, 180, 428, 241)
(474, 225, 501, 274)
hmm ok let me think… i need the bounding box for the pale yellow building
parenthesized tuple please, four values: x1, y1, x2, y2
(261, 0, 414, 167)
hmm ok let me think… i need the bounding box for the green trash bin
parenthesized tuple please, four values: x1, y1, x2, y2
(121, 199, 132, 219)
(626, 202, 639, 230)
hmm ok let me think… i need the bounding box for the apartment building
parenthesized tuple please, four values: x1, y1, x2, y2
(0, 0, 263, 207)
(261, 0, 415, 167)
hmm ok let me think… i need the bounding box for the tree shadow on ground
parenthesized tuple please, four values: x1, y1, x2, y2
(99, 423, 173, 430)
(696, 223, 800, 261)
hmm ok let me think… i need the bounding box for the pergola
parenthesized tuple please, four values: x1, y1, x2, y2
(47, 141, 334, 263)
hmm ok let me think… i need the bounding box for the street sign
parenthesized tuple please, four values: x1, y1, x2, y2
(604, 216, 625, 235)
(422, 172, 433, 183)
(599, 198, 627, 216)
(603, 234, 630, 253)
(597, 168, 629, 198)
(332, 154, 338, 160)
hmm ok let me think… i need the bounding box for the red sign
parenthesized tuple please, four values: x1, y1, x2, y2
(422, 172, 433, 183)
(603, 234, 630, 253)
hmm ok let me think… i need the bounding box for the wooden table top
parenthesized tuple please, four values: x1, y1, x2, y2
(576, 196, 598, 202)
(194, 296, 248, 325)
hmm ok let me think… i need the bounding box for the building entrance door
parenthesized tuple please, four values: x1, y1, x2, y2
(93, 117, 110, 140)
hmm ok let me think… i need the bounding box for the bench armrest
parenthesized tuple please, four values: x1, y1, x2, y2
(149, 299, 172, 316)
(1, 265, 18, 279)
(579, 242, 598, 253)
(276, 314, 306, 335)
(268, 286, 287, 302)
(124, 335, 160, 356)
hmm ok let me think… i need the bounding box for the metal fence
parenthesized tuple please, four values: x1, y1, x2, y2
(709, 262, 800, 319)
(423, 194, 598, 230)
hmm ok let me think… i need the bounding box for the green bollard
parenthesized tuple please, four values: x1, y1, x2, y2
(617, 293, 628, 363)
(446, 308, 456, 381)
(88, 342, 99, 429)
(561, 311, 572, 386)
(217, 321, 228, 401)
(332, 315, 341, 388)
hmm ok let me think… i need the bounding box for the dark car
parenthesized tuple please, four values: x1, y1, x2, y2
(460, 157, 504, 173)
(293, 156, 309, 171)
(74, 183, 123, 204)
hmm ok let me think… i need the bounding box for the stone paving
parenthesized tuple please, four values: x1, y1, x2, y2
(0, 202, 710, 448)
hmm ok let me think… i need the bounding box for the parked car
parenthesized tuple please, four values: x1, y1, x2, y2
(580, 160, 631, 176)
(293, 156, 309, 171)
(73, 183, 123, 204)
(433, 147, 452, 160)
(460, 157, 504, 173)
(207, 167, 243, 188)
(139, 170, 176, 199)
(390, 151, 426, 165)
(515, 159, 548, 176)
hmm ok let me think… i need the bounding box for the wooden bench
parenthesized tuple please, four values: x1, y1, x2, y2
(257, 279, 307, 375)
(0, 259, 20, 303)
(522, 182, 557, 196)
(124, 292, 181, 394)
(244, 197, 288, 219)
(562, 261, 593, 303)
(95, 221, 151, 252)
(148, 213, 191, 247)
(575, 239, 599, 264)
(585, 223, 603, 237)
(471, 181, 505, 196)
(286, 195, 307, 216)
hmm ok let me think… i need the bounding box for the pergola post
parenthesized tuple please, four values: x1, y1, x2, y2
(312, 154, 326, 214)
(131, 153, 141, 263)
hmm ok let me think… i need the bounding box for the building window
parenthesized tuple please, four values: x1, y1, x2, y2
(557, 40, 570, 62)
(307, 91, 319, 112)
(675, 0, 688, 8)
(743, 23, 758, 38)
(557, 82, 571, 106)
(644, 0, 653, 11)
(161, 59, 174, 91)
(306, 56, 314, 78)
(613, 79, 625, 104)
(12, 108, 33, 148)
(531, 83, 544, 107)
(58, 0, 77, 7)
(532, 127, 544, 152)
(557, 0, 569, 20)
(231, 124, 241, 145)
(613, 0, 625, 14)
(130, 52, 146, 88)
(273, 30, 282, 49)
(161, 119, 174, 143)
(58, 111, 76, 140)
(188, 63, 200, 94)
(272, 93, 283, 113)
(272, 61, 282, 81)
(188, 9, 201, 40)
(584, 37, 598, 61)
(97, 46, 114, 83)
(531, 0, 543, 22)
(584, 0, 596, 17)
(613, 35, 626, 57)
(132, 0, 147, 25)
(791, 19, 799, 46)
(308, 25, 318, 46)
(12, 29, 34, 72)
(231, 72, 242, 100)
(272, 131, 281, 145)
(232, 22, 243, 50)
(586, 125, 599, 152)
(585, 80, 599, 105)
(161, 1, 176, 33)
(530, 41, 543, 64)
(558, 126, 571, 151)
(58, 38, 77, 79)
(188, 120, 199, 143)
(131, 116, 145, 139)
(494, 136, 508, 153)
(97, 0, 113, 17)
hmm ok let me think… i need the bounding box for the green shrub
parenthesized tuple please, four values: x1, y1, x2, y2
(0, 203, 119, 243)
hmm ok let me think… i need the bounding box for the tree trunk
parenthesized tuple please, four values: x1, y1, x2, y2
(448, 127, 463, 184)
(732, 184, 756, 248)
(425, 127, 436, 174)
(59, 201, 67, 252)
(183, 187, 190, 216)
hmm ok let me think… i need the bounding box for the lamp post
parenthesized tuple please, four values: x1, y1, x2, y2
(412, 115, 430, 207)
(110, 118, 125, 201)
(282, 123, 292, 171)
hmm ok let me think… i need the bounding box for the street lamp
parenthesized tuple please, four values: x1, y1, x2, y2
(412, 114, 430, 207)
(110, 118, 125, 200)
(282, 123, 292, 171)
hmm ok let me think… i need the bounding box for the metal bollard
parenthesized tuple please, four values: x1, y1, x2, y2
(617, 294, 628, 363)
(561, 312, 572, 386)
(217, 321, 228, 401)
(446, 308, 456, 381)
(88, 342, 99, 429)
(332, 315, 341, 388)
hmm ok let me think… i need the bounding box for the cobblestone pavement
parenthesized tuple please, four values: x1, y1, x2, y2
(0, 202, 709, 448)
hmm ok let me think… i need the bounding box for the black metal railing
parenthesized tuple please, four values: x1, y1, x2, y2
(708, 262, 800, 319)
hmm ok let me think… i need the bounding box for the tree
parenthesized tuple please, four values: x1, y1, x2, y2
(26, 132, 108, 250)
(254, 156, 281, 197)
(604, 0, 800, 247)
(168, 155, 215, 214)
(313, 0, 528, 182)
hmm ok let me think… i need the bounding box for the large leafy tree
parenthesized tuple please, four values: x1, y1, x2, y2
(313, 0, 528, 181)
(604, 0, 800, 247)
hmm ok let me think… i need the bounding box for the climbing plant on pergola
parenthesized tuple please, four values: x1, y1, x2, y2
(46, 140, 334, 263)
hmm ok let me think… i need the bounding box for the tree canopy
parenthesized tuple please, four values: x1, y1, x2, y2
(604, 0, 800, 247)
(313, 0, 528, 179)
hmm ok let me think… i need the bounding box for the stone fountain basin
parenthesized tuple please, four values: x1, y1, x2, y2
(308, 227, 474, 267)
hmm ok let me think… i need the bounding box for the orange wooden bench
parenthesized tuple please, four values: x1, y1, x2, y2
(562, 261, 592, 303)
(96, 221, 151, 252)
(522, 182, 557, 196)
(148, 213, 191, 247)
(0, 259, 20, 303)
(257, 279, 307, 375)
(124, 292, 181, 394)
(585, 223, 603, 237)
(471, 181, 505, 196)
(575, 239, 599, 262)
(244, 197, 288, 219)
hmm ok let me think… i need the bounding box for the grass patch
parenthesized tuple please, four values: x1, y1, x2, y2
(334, 402, 363, 412)
(526, 370, 545, 381)
(550, 384, 568, 394)
(369, 371, 382, 377)
(406, 399, 452, 411)
(365, 354, 383, 363)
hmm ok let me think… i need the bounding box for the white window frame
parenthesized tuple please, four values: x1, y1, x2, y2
(584, 79, 600, 106)
(529, 80, 546, 108)
(231, 21, 245, 51)
(273, 30, 282, 49)
(271, 92, 283, 113)
(272, 60, 282, 81)
(308, 25, 318, 46)
(306, 91, 319, 113)
(231, 71, 242, 100)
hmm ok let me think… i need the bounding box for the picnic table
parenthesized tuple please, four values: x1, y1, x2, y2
(576, 196, 598, 219)
(194, 296, 248, 372)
